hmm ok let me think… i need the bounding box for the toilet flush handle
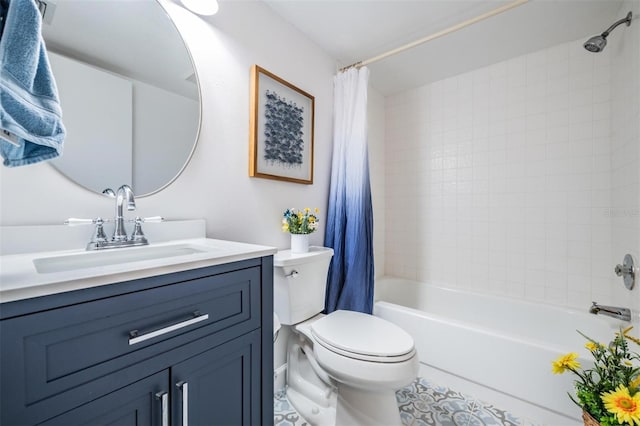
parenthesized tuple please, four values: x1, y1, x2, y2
(286, 270, 299, 278)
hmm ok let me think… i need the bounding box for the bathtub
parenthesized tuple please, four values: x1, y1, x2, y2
(373, 277, 631, 424)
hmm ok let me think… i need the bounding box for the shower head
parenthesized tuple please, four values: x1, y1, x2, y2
(584, 11, 633, 53)
(584, 35, 607, 52)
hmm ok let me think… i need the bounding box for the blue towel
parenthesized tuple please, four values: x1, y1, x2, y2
(0, 0, 65, 167)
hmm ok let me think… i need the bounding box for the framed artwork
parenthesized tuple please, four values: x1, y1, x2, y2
(249, 65, 315, 184)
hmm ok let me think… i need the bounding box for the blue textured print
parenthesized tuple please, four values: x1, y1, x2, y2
(263, 90, 304, 166)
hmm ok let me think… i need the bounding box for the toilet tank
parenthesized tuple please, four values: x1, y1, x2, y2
(273, 246, 334, 325)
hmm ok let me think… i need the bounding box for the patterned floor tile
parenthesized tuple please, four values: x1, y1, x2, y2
(275, 389, 309, 426)
(398, 377, 527, 426)
(274, 377, 534, 426)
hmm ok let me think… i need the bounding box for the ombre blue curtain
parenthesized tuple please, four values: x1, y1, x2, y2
(324, 67, 374, 314)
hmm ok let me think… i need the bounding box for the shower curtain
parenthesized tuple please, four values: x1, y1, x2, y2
(324, 66, 375, 314)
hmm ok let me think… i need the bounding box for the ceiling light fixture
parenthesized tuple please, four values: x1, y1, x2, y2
(180, 0, 219, 16)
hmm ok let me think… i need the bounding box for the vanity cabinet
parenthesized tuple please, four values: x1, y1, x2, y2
(0, 256, 274, 426)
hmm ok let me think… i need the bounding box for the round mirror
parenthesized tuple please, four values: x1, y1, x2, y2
(41, 0, 201, 197)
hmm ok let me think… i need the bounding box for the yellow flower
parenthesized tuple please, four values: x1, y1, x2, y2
(552, 353, 581, 374)
(315, 208, 319, 213)
(585, 342, 599, 352)
(630, 376, 640, 390)
(602, 385, 640, 425)
(282, 207, 320, 234)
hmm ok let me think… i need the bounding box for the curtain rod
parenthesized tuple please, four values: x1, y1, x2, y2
(339, 0, 529, 72)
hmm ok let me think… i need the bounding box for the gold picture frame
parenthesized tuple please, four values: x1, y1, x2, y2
(249, 65, 315, 184)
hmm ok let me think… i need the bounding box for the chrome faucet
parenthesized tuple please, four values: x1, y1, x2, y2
(589, 302, 631, 322)
(113, 184, 136, 242)
(65, 184, 163, 250)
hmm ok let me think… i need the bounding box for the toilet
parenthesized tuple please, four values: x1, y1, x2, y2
(274, 247, 419, 426)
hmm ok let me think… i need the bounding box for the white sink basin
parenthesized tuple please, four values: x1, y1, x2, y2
(33, 243, 213, 274)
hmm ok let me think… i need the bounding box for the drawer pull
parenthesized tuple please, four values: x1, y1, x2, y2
(155, 391, 169, 426)
(128, 312, 209, 345)
(177, 381, 189, 426)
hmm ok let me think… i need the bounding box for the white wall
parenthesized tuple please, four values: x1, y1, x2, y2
(0, 1, 337, 250)
(382, 35, 628, 310)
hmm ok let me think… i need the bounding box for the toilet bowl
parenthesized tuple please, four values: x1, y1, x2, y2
(274, 247, 419, 426)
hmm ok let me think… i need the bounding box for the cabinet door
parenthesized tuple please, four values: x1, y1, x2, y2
(39, 371, 169, 426)
(172, 330, 261, 426)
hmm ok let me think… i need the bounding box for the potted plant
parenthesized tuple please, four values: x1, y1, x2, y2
(552, 326, 640, 425)
(282, 207, 319, 253)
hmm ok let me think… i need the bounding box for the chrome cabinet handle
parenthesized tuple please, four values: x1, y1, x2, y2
(177, 381, 189, 426)
(128, 312, 209, 345)
(155, 391, 169, 426)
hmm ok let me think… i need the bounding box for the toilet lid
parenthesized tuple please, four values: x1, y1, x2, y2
(310, 310, 415, 360)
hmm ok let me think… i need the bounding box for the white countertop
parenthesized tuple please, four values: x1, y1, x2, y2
(0, 238, 277, 303)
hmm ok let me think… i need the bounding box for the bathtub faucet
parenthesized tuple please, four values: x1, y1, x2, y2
(589, 302, 631, 322)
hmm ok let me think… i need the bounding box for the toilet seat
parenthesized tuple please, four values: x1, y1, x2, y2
(310, 310, 415, 363)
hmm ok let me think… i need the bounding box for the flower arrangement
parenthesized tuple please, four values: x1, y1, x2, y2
(282, 208, 319, 235)
(552, 327, 640, 425)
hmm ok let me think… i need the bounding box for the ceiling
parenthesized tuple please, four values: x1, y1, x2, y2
(39, 0, 626, 98)
(263, 0, 626, 95)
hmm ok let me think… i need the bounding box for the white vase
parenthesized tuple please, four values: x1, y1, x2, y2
(290, 234, 309, 253)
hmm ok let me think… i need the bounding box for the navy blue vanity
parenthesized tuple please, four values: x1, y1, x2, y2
(0, 255, 274, 426)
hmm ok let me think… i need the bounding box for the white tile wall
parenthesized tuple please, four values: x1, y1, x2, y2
(610, 0, 640, 310)
(369, 86, 387, 278)
(383, 33, 638, 310)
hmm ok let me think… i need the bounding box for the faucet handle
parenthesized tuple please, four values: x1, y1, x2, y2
(128, 216, 164, 223)
(64, 217, 110, 250)
(130, 216, 151, 244)
(65, 217, 95, 226)
(129, 216, 164, 243)
(77, 217, 110, 250)
(91, 218, 109, 245)
(143, 216, 164, 223)
(65, 217, 111, 226)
